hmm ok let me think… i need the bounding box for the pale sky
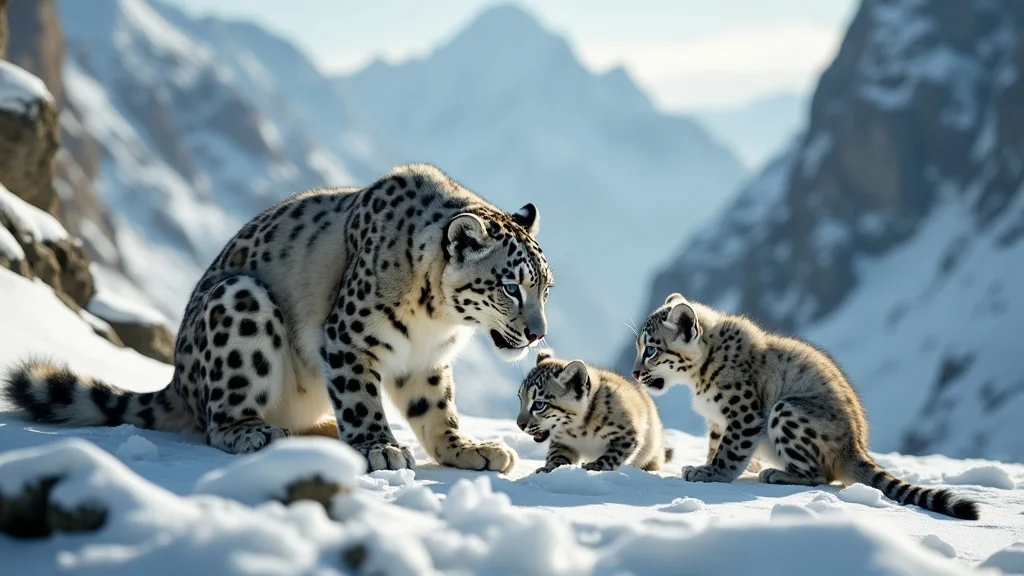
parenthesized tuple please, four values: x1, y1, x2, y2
(166, 0, 859, 111)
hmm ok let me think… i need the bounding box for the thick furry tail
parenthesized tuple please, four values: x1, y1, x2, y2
(664, 447, 675, 462)
(847, 456, 980, 520)
(1, 359, 179, 431)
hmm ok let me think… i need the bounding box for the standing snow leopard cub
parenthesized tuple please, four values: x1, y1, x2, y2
(632, 293, 981, 520)
(517, 350, 671, 473)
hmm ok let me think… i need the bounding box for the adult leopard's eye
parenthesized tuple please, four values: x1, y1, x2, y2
(645, 345, 658, 359)
(504, 283, 520, 297)
(531, 400, 548, 413)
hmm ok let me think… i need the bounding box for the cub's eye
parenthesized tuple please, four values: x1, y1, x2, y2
(504, 283, 520, 297)
(531, 400, 548, 413)
(644, 346, 658, 359)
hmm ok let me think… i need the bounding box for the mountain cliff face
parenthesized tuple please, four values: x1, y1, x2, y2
(624, 0, 1024, 461)
(339, 5, 746, 361)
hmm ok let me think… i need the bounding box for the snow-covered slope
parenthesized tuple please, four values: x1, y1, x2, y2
(693, 91, 808, 169)
(621, 0, 1024, 461)
(1, 266, 1022, 575)
(338, 4, 747, 363)
(57, 0, 358, 319)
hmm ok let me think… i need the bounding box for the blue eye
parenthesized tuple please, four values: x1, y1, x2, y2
(504, 283, 520, 296)
(531, 401, 548, 413)
(645, 346, 658, 358)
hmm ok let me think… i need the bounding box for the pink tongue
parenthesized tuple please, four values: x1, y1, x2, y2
(534, 433, 544, 441)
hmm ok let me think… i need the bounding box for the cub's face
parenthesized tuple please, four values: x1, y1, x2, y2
(441, 204, 552, 362)
(516, 351, 591, 442)
(632, 293, 705, 396)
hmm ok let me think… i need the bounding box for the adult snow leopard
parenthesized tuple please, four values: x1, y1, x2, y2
(3, 164, 553, 472)
(631, 293, 980, 520)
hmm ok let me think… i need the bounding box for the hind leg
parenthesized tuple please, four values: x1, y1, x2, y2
(758, 399, 827, 486)
(191, 275, 293, 454)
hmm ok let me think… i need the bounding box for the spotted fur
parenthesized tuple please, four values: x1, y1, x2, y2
(2, 164, 554, 472)
(518, 350, 671, 474)
(631, 293, 980, 520)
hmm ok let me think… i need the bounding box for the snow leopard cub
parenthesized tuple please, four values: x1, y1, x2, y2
(632, 293, 981, 520)
(518, 350, 671, 474)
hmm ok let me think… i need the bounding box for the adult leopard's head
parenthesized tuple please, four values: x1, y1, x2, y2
(632, 293, 707, 396)
(441, 203, 552, 361)
(516, 350, 592, 442)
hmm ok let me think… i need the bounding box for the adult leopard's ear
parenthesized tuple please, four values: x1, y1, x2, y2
(663, 302, 700, 343)
(535, 348, 554, 366)
(444, 213, 491, 262)
(556, 360, 590, 400)
(511, 203, 540, 237)
(664, 293, 686, 306)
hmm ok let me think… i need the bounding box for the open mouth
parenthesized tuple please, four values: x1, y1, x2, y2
(647, 377, 665, 390)
(532, 430, 550, 443)
(490, 330, 522, 350)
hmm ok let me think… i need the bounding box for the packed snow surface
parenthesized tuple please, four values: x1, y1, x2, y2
(0, 60, 53, 116)
(1, 268, 1023, 575)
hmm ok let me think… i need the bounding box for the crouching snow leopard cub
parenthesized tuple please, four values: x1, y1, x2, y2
(2, 164, 554, 473)
(632, 293, 981, 520)
(518, 350, 671, 473)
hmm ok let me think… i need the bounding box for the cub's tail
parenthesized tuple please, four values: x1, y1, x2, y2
(1, 359, 183, 432)
(846, 456, 979, 520)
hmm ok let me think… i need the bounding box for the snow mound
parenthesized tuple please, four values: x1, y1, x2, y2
(660, 497, 705, 513)
(89, 289, 169, 326)
(194, 436, 365, 505)
(114, 435, 159, 461)
(838, 483, 888, 507)
(770, 503, 818, 521)
(595, 518, 971, 575)
(944, 465, 1015, 490)
(519, 465, 613, 495)
(0, 60, 53, 116)
(393, 484, 442, 513)
(921, 534, 957, 559)
(370, 468, 416, 487)
(981, 542, 1024, 574)
(0, 182, 70, 243)
(0, 224, 24, 260)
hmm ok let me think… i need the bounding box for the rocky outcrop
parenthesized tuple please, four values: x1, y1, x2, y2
(0, 1, 173, 364)
(0, 0, 7, 59)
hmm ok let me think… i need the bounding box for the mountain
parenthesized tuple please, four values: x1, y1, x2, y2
(620, 0, 1024, 462)
(337, 4, 747, 362)
(693, 91, 808, 169)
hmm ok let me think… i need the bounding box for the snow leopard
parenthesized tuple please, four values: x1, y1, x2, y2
(518, 349, 671, 473)
(2, 164, 554, 472)
(631, 293, 981, 520)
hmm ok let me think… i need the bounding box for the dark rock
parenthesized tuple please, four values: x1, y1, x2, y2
(281, 474, 348, 511)
(103, 319, 174, 364)
(0, 96, 59, 216)
(0, 476, 106, 538)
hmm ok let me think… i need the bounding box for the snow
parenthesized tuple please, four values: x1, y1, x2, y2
(982, 542, 1024, 574)
(661, 497, 706, 513)
(194, 437, 364, 506)
(837, 483, 888, 508)
(0, 182, 70, 243)
(114, 435, 159, 461)
(0, 222, 25, 261)
(945, 466, 1016, 490)
(922, 534, 958, 559)
(0, 60, 53, 116)
(88, 285, 169, 326)
(1, 265, 1023, 573)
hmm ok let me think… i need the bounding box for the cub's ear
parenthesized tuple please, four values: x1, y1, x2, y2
(664, 293, 686, 306)
(511, 203, 540, 237)
(556, 360, 590, 400)
(535, 348, 554, 366)
(662, 302, 700, 343)
(444, 213, 490, 261)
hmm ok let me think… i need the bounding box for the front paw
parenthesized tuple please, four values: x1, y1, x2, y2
(440, 439, 518, 473)
(534, 464, 558, 474)
(583, 460, 616, 472)
(354, 441, 416, 471)
(681, 464, 727, 483)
